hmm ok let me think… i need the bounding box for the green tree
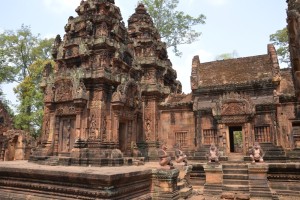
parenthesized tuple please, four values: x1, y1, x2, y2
(0, 24, 53, 83)
(141, 0, 206, 56)
(215, 50, 238, 61)
(14, 60, 54, 138)
(270, 27, 289, 66)
(0, 25, 54, 137)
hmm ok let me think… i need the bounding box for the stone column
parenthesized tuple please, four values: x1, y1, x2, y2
(151, 169, 180, 200)
(75, 108, 82, 140)
(195, 111, 202, 149)
(112, 112, 119, 143)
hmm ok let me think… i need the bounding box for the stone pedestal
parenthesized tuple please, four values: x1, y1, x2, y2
(176, 165, 193, 199)
(248, 163, 273, 199)
(203, 164, 223, 195)
(151, 169, 180, 200)
(248, 163, 268, 180)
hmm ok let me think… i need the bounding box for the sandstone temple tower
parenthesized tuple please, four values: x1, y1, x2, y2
(31, 0, 180, 165)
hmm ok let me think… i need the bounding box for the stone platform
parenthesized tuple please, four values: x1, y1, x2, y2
(0, 161, 194, 200)
(0, 161, 153, 200)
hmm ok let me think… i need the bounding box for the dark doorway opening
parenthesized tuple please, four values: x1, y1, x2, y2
(229, 126, 243, 153)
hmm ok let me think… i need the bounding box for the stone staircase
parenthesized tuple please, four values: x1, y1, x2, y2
(202, 160, 283, 200)
(222, 163, 249, 194)
(44, 156, 60, 166)
(286, 148, 300, 161)
(260, 143, 287, 162)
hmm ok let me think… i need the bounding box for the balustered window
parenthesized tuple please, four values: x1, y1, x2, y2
(254, 125, 271, 142)
(203, 129, 218, 145)
(175, 131, 188, 147)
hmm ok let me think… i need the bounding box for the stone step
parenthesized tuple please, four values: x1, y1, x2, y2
(223, 169, 248, 174)
(223, 164, 248, 169)
(223, 174, 249, 180)
(250, 191, 273, 198)
(204, 184, 222, 195)
(227, 153, 245, 162)
(222, 184, 249, 192)
(177, 181, 185, 190)
(273, 190, 300, 196)
(250, 197, 273, 200)
(179, 187, 192, 199)
(223, 179, 249, 185)
(272, 196, 279, 200)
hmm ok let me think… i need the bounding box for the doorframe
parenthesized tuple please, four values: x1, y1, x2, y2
(228, 126, 243, 153)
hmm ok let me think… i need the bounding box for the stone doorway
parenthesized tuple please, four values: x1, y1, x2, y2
(119, 122, 127, 153)
(229, 126, 243, 153)
(58, 117, 76, 153)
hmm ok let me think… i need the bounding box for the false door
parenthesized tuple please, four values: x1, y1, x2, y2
(58, 117, 76, 153)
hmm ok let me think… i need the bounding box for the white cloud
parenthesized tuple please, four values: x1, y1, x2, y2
(42, 0, 81, 14)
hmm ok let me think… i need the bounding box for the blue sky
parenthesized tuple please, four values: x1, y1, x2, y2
(0, 0, 287, 106)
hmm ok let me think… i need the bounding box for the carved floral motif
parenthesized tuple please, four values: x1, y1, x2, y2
(213, 92, 255, 117)
(56, 104, 76, 116)
(55, 80, 73, 102)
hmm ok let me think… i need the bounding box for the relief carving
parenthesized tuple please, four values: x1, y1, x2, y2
(145, 117, 151, 141)
(89, 113, 98, 140)
(56, 104, 76, 116)
(44, 84, 55, 102)
(75, 81, 87, 99)
(86, 20, 93, 36)
(101, 116, 107, 141)
(55, 80, 73, 102)
(98, 22, 108, 37)
(213, 92, 255, 117)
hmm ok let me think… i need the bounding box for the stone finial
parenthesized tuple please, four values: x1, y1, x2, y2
(192, 55, 200, 69)
(135, 3, 147, 14)
(268, 44, 281, 83)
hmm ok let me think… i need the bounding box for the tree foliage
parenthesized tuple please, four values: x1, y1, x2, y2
(0, 25, 53, 83)
(0, 25, 54, 137)
(215, 50, 238, 61)
(270, 27, 289, 66)
(141, 0, 206, 56)
(14, 60, 54, 138)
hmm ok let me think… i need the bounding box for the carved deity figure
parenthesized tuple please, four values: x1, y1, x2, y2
(207, 143, 220, 163)
(174, 143, 188, 166)
(86, 20, 93, 36)
(250, 142, 264, 163)
(158, 144, 174, 169)
(131, 141, 141, 157)
(99, 22, 108, 37)
(145, 118, 151, 141)
(89, 114, 97, 139)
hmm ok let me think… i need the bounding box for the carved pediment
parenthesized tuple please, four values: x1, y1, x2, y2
(55, 80, 73, 102)
(213, 92, 255, 117)
(111, 79, 141, 109)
